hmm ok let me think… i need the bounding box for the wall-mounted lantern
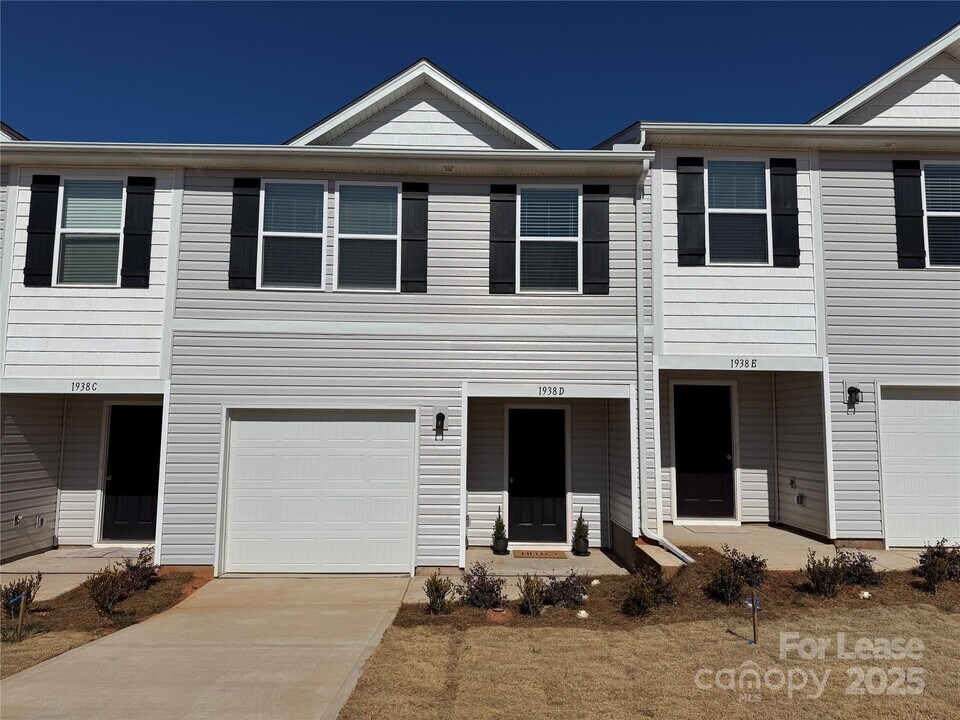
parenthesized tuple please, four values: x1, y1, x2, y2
(434, 412, 446, 438)
(845, 384, 862, 406)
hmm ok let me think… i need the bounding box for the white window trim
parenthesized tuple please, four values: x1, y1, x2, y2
(704, 159, 773, 267)
(52, 176, 127, 288)
(920, 160, 960, 270)
(516, 184, 583, 294)
(333, 181, 402, 293)
(256, 179, 328, 291)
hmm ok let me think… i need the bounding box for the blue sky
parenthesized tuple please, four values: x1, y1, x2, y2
(1, 2, 957, 148)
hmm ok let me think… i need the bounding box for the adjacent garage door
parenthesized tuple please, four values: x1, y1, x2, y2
(223, 409, 416, 573)
(880, 388, 960, 546)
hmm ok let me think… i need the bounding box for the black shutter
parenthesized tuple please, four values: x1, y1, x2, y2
(400, 182, 428, 293)
(892, 161, 925, 269)
(489, 184, 516, 294)
(582, 184, 610, 294)
(120, 177, 156, 288)
(677, 157, 705, 266)
(228, 178, 260, 289)
(770, 159, 800, 268)
(23, 175, 60, 286)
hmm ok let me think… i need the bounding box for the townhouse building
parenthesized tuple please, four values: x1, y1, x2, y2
(1, 27, 957, 571)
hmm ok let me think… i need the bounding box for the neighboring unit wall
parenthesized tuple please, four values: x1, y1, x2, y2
(4, 169, 173, 379)
(774, 371, 829, 537)
(0, 165, 8, 276)
(835, 53, 960, 127)
(821, 152, 960, 539)
(658, 149, 818, 357)
(55, 395, 106, 546)
(0, 394, 62, 561)
(659, 370, 776, 522)
(607, 397, 633, 536)
(162, 172, 639, 567)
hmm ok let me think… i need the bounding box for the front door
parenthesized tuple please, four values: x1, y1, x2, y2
(508, 408, 566, 542)
(102, 405, 162, 541)
(674, 385, 735, 518)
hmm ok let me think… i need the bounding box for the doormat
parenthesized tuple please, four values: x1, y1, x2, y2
(512, 550, 567, 559)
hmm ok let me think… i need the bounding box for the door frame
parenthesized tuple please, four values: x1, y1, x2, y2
(668, 380, 741, 526)
(94, 399, 164, 545)
(502, 403, 573, 547)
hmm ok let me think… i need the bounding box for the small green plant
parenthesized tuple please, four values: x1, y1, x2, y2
(622, 566, 673, 617)
(492, 507, 506, 543)
(83, 568, 129, 617)
(118, 547, 159, 594)
(457, 562, 505, 609)
(572, 509, 590, 544)
(423, 571, 455, 615)
(517, 574, 547, 616)
(544, 571, 589, 608)
(803, 550, 846, 599)
(836, 547, 883, 586)
(1, 573, 42, 619)
(705, 562, 744, 605)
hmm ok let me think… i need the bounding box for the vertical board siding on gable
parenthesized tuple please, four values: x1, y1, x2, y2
(658, 370, 776, 522)
(659, 149, 818, 356)
(774, 372, 829, 536)
(0, 394, 63, 561)
(325, 85, 520, 150)
(837, 53, 960, 127)
(465, 397, 614, 548)
(4, 169, 173, 379)
(821, 153, 960, 538)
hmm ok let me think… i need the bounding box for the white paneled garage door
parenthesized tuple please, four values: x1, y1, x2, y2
(880, 388, 960, 546)
(223, 409, 416, 573)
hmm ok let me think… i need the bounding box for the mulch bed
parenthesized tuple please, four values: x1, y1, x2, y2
(394, 546, 959, 631)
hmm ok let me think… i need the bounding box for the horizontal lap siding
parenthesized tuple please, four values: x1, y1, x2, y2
(1, 166, 8, 277)
(836, 53, 960, 127)
(5, 169, 173, 379)
(56, 396, 105, 545)
(0, 394, 62, 560)
(641, 174, 657, 531)
(822, 153, 960, 538)
(660, 149, 818, 356)
(608, 398, 632, 533)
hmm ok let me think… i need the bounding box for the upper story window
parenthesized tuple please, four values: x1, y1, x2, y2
(336, 183, 401, 291)
(259, 181, 326, 289)
(706, 161, 771, 264)
(518, 186, 581, 293)
(923, 163, 960, 267)
(57, 180, 124, 285)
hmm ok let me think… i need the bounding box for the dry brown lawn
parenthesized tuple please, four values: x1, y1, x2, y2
(340, 549, 960, 720)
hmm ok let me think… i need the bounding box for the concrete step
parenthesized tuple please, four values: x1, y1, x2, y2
(634, 541, 686, 580)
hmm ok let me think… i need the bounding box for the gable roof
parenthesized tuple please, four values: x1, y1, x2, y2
(0, 121, 28, 141)
(808, 23, 960, 125)
(285, 58, 555, 149)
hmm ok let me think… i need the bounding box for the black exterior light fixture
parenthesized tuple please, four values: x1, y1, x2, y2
(846, 384, 862, 406)
(434, 412, 446, 437)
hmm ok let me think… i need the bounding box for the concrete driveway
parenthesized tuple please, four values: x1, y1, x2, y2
(1, 576, 408, 720)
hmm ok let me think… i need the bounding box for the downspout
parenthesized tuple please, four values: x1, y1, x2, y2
(633, 140, 693, 565)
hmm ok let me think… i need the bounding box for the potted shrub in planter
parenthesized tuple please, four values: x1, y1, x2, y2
(492, 507, 509, 555)
(572, 508, 590, 556)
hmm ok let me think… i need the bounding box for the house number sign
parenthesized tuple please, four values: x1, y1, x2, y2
(70, 381, 99, 392)
(730, 358, 759, 369)
(538, 385, 565, 396)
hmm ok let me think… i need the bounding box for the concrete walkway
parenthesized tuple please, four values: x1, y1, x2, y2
(664, 523, 920, 571)
(0, 576, 408, 720)
(0, 546, 144, 601)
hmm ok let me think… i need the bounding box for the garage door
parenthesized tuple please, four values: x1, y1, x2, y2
(223, 409, 416, 573)
(880, 387, 960, 546)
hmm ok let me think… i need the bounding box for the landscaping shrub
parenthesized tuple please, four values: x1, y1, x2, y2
(722, 545, 767, 589)
(118, 547, 159, 594)
(544, 572, 589, 608)
(622, 566, 673, 617)
(1, 572, 42, 619)
(803, 550, 846, 599)
(516, 574, 547, 617)
(423, 571, 454, 615)
(83, 568, 129, 617)
(836, 547, 883, 587)
(572, 509, 590, 544)
(457, 562, 505, 609)
(492, 508, 506, 544)
(705, 562, 744, 605)
(918, 553, 951, 593)
(918, 539, 960, 586)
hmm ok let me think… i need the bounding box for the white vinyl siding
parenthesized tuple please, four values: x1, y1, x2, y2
(5, 169, 173, 379)
(259, 181, 326, 289)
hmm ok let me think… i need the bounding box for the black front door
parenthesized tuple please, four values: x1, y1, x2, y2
(102, 405, 162, 541)
(508, 408, 566, 542)
(674, 385, 735, 518)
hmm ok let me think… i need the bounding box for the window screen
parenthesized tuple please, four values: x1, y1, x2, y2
(708, 161, 766, 210)
(338, 185, 398, 236)
(338, 238, 397, 289)
(520, 240, 578, 292)
(61, 180, 123, 229)
(58, 180, 123, 284)
(927, 217, 960, 267)
(262, 237, 325, 287)
(520, 188, 579, 238)
(58, 235, 120, 284)
(263, 183, 325, 234)
(709, 215, 769, 264)
(925, 165, 960, 213)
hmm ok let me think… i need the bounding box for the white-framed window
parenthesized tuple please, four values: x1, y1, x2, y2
(258, 180, 327, 289)
(54, 178, 126, 286)
(517, 185, 582, 293)
(334, 182, 401, 291)
(705, 160, 772, 265)
(921, 162, 960, 268)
